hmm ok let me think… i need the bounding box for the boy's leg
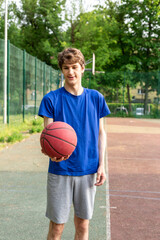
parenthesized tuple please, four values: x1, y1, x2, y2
(74, 215, 89, 240)
(73, 174, 97, 220)
(47, 221, 65, 240)
(73, 174, 96, 240)
(46, 173, 73, 223)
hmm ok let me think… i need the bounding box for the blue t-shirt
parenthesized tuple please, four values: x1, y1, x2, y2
(38, 87, 110, 176)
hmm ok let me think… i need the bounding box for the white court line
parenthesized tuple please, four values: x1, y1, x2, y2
(106, 166, 111, 240)
(109, 194, 160, 201)
(109, 156, 160, 161)
(105, 120, 111, 240)
(106, 155, 111, 240)
(109, 189, 160, 194)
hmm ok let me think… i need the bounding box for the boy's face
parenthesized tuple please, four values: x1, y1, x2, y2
(62, 62, 85, 86)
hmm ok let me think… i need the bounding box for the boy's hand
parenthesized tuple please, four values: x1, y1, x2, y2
(50, 155, 70, 162)
(41, 149, 70, 162)
(95, 166, 106, 186)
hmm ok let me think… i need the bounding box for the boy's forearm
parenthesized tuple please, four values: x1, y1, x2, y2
(96, 120, 107, 186)
(44, 116, 53, 128)
(98, 127, 106, 168)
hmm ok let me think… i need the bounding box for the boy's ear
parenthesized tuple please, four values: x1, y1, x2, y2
(81, 64, 85, 73)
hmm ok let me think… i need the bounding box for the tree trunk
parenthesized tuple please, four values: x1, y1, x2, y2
(116, 88, 118, 103)
(71, 21, 75, 44)
(127, 84, 131, 113)
(144, 84, 149, 115)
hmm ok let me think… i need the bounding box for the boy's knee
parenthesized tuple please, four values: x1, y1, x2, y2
(77, 223, 88, 234)
(75, 217, 89, 234)
(48, 221, 64, 239)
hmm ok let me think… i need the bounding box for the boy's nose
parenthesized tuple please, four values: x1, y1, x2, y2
(68, 68, 73, 74)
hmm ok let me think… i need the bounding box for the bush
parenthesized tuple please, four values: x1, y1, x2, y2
(7, 132, 23, 143)
(0, 117, 43, 149)
(0, 136, 5, 142)
(29, 126, 43, 134)
(32, 118, 43, 126)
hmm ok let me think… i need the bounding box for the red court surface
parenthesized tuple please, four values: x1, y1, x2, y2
(106, 118, 160, 240)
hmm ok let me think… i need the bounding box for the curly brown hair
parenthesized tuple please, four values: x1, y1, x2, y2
(58, 48, 85, 69)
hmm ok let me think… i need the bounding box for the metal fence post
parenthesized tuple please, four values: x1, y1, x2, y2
(89, 72, 91, 88)
(158, 71, 160, 118)
(35, 57, 37, 116)
(7, 39, 10, 124)
(43, 62, 46, 96)
(23, 50, 26, 122)
(123, 71, 125, 106)
(50, 67, 52, 91)
(61, 72, 64, 87)
(57, 70, 60, 89)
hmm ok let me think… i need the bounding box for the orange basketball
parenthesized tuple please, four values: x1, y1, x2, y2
(40, 121, 77, 158)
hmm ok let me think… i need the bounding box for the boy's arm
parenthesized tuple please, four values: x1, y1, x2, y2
(95, 117, 107, 186)
(44, 116, 53, 128)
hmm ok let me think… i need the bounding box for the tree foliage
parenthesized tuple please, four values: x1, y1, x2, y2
(118, 0, 160, 112)
(0, 2, 22, 47)
(0, 0, 160, 108)
(12, 0, 66, 67)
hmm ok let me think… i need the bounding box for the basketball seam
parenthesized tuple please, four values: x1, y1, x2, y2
(42, 137, 47, 155)
(41, 137, 66, 157)
(45, 127, 75, 132)
(42, 132, 76, 147)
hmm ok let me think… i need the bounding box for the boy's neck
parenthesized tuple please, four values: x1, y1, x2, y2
(64, 83, 84, 96)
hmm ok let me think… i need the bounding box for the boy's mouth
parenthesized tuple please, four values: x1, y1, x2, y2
(68, 76, 75, 79)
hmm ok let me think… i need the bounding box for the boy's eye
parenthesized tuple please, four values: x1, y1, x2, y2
(72, 66, 78, 70)
(63, 65, 78, 70)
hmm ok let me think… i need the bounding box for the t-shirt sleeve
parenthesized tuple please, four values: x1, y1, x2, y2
(99, 94, 111, 118)
(38, 93, 54, 119)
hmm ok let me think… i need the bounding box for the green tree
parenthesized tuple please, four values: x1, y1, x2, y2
(65, 2, 126, 100)
(119, 0, 160, 113)
(0, 2, 22, 47)
(13, 0, 66, 67)
(96, 1, 138, 111)
(64, 4, 123, 76)
(61, 0, 85, 48)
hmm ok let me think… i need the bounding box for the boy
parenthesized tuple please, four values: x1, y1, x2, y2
(38, 48, 110, 240)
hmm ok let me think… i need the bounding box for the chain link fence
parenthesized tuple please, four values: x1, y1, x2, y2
(0, 39, 60, 124)
(0, 39, 160, 124)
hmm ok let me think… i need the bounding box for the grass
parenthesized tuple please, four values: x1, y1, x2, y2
(0, 116, 43, 150)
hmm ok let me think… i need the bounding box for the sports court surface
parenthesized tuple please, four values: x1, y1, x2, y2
(0, 117, 160, 239)
(106, 117, 160, 240)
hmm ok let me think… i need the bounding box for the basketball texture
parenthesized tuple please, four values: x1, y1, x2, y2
(40, 121, 77, 158)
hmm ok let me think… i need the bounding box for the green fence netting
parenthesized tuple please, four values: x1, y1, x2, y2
(0, 39, 59, 124)
(0, 38, 160, 124)
(9, 42, 23, 119)
(0, 39, 4, 123)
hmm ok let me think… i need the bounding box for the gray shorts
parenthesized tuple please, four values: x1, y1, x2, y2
(46, 173, 97, 224)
